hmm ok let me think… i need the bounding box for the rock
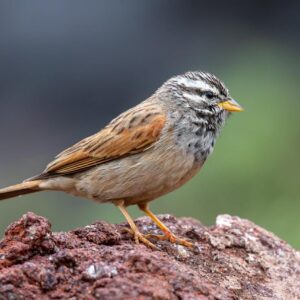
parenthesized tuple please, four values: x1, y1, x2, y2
(0, 212, 299, 299)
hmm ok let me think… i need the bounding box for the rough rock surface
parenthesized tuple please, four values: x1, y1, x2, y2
(0, 212, 299, 300)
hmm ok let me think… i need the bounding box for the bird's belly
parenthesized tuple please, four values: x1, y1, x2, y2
(72, 144, 202, 205)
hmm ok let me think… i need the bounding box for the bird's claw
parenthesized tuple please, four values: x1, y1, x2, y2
(145, 232, 193, 248)
(121, 227, 158, 250)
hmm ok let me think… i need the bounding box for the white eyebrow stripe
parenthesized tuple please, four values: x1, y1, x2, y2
(177, 78, 218, 94)
(182, 93, 213, 113)
(182, 92, 203, 102)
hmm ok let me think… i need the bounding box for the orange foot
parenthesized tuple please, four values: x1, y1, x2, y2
(145, 231, 193, 247)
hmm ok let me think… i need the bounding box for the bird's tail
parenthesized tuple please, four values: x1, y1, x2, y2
(0, 180, 42, 201)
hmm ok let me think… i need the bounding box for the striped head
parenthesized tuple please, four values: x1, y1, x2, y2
(158, 71, 243, 116)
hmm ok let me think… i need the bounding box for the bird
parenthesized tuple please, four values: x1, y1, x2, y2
(0, 71, 243, 249)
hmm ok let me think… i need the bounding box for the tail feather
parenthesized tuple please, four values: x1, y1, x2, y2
(0, 180, 42, 201)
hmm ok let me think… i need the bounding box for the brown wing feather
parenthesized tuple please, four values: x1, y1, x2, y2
(38, 103, 166, 178)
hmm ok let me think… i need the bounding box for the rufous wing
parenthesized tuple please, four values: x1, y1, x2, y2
(36, 103, 166, 178)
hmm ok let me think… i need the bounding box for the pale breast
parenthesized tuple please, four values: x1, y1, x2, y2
(70, 129, 201, 205)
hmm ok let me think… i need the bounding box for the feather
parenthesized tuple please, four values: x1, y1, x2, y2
(34, 103, 166, 178)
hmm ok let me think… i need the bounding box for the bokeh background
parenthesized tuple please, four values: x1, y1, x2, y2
(0, 1, 299, 248)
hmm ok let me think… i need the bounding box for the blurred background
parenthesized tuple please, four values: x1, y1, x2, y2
(0, 1, 299, 248)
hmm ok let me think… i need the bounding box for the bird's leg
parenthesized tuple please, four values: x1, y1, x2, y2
(138, 203, 193, 248)
(115, 200, 157, 249)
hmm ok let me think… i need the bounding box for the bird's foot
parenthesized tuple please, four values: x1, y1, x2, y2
(122, 227, 158, 250)
(138, 204, 193, 248)
(145, 231, 193, 248)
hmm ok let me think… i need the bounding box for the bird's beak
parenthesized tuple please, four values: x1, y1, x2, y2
(218, 98, 244, 112)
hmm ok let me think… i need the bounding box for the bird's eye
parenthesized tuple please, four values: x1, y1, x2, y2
(205, 91, 214, 99)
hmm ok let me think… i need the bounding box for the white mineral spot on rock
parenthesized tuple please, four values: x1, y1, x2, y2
(141, 224, 161, 236)
(246, 253, 257, 264)
(216, 215, 233, 228)
(176, 245, 189, 258)
(84, 225, 95, 229)
(196, 244, 203, 252)
(245, 232, 257, 242)
(276, 248, 286, 258)
(28, 226, 38, 237)
(86, 263, 118, 279)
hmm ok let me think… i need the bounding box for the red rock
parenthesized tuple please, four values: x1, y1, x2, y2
(0, 212, 299, 299)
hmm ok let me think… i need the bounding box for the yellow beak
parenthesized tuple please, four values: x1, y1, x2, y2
(218, 99, 244, 112)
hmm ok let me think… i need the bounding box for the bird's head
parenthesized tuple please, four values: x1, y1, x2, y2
(159, 71, 243, 117)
